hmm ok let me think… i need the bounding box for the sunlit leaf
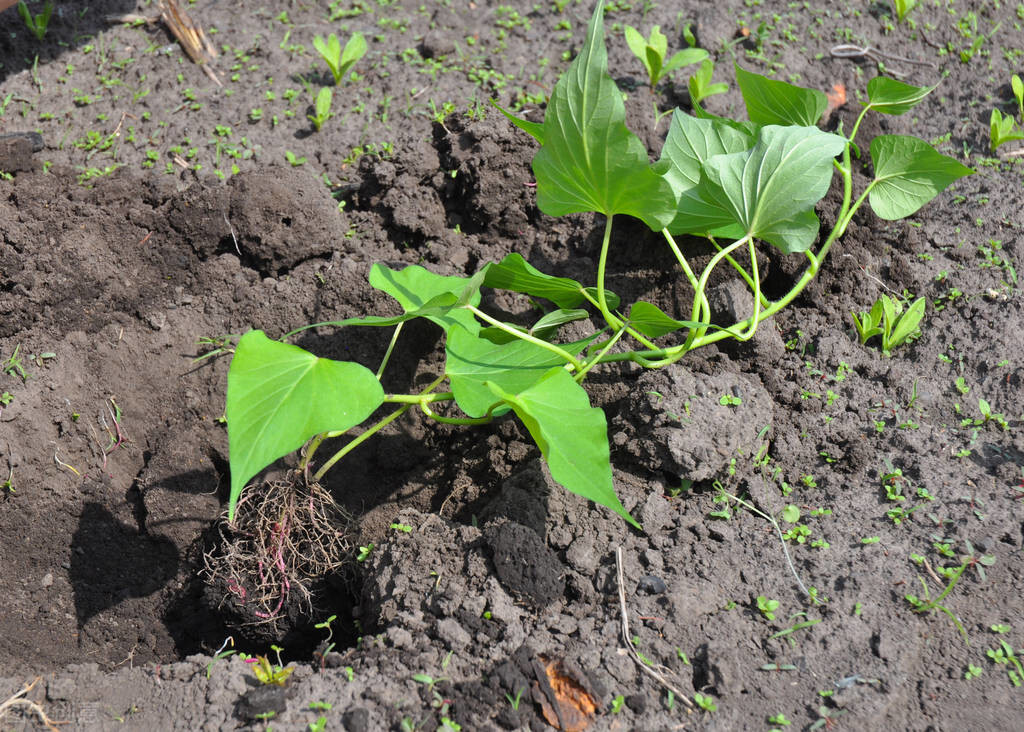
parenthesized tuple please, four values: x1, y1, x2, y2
(369, 263, 481, 334)
(226, 331, 384, 518)
(864, 77, 937, 116)
(736, 65, 827, 126)
(699, 125, 846, 253)
(520, 3, 677, 230)
(868, 135, 974, 220)
(487, 368, 640, 528)
(445, 325, 593, 418)
(658, 110, 753, 234)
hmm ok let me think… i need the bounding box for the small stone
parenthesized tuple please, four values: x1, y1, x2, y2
(436, 617, 471, 648)
(236, 685, 287, 721)
(566, 536, 598, 573)
(637, 575, 667, 594)
(342, 707, 371, 732)
(40, 572, 53, 588)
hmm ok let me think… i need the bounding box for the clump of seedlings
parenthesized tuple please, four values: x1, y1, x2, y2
(218, 2, 972, 613)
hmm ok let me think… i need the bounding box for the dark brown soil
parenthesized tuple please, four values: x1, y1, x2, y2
(1, 0, 1023, 730)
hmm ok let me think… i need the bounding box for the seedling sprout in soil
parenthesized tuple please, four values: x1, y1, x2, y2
(220, 2, 972, 615)
(623, 24, 707, 90)
(312, 31, 367, 86)
(17, 0, 53, 42)
(308, 87, 333, 132)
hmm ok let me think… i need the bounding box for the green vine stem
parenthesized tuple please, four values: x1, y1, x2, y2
(465, 304, 585, 372)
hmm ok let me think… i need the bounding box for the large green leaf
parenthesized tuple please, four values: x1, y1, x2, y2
(868, 135, 974, 220)
(699, 125, 846, 253)
(369, 263, 481, 335)
(736, 65, 827, 127)
(527, 3, 676, 230)
(658, 110, 754, 234)
(445, 325, 594, 418)
(483, 253, 588, 308)
(487, 368, 640, 528)
(226, 330, 385, 518)
(864, 77, 937, 116)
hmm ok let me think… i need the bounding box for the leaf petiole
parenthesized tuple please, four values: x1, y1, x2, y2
(464, 304, 584, 372)
(312, 404, 412, 481)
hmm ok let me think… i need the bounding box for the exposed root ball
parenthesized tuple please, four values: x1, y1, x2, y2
(202, 477, 354, 641)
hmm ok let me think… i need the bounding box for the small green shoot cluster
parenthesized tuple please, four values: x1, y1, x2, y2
(623, 25, 707, 89)
(308, 87, 333, 132)
(247, 645, 294, 686)
(222, 3, 972, 529)
(756, 595, 779, 620)
(17, 1, 53, 42)
(891, 0, 916, 23)
(313, 32, 367, 86)
(990, 75, 1024, 151)
(305, 32, 367, 133)
(851, 294, 925, 355)
(687, 59, 729, 108)
(987, 640, 1024, 686)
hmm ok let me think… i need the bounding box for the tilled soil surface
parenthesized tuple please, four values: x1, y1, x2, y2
(1, 0, 1023, 730)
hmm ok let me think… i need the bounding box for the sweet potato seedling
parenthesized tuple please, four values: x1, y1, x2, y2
(308, 87, 333, 132)
(990, 74, 1024, 150)
(687, 58, 729, 108)
(892, 0, 917, 23)
(623, 24, 707, 89)
(851, 294, 925, 354)
(17, 0, 53, 42)
(222, 3, 972, 554)
(312, 32, 367, 86)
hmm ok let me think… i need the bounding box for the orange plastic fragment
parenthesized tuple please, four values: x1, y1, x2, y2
(826, 83, 847, 115)
(535, 658, 597, 731)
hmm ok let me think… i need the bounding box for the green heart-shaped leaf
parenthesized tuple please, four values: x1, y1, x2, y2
(526, 4, 676, 230)
(864, 77, 937, 116)
(487, 368, 639, 528)
(736, 65, 828, 127)
(226, 330, 385, 518)
(868, 135, 974, 220)
(699, 125, 846, 253)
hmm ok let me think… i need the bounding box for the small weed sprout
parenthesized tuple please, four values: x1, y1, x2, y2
(756, 595, 779, 620)
(3, 344, 28, 381)
(204, 637, 236, 678)
(687, 58, 728, 108)
(977, 398, 1010, 431)
(693, 692, 717, 712)
(285, 150, 307, 166)
(904, 560, 970, 643)
(313, 32, 367, 86)
(308, 87, 333, 131)
(891, 0, 916, 23)
(986, 640, 1024, 686)
(504, 687, 524, 710)
(248, 645, 294, 686)
(850, 294, 925, 354)
(623, 25, 707, 89)
(17, 1, 54, 42)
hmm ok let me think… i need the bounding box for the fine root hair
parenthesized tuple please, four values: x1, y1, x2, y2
(203, 476, 355, 629)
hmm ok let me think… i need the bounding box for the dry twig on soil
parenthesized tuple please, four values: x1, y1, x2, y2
(615, 547, 695, 709)
(0, 678, 66, 731)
